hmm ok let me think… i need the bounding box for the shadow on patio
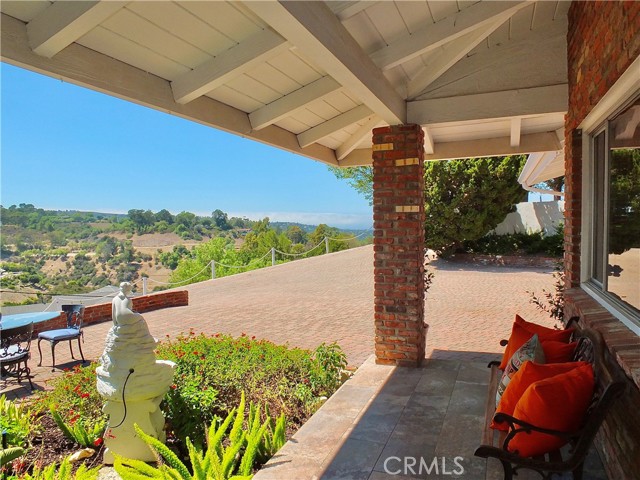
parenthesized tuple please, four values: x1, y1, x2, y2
(255, 352, 608, 480)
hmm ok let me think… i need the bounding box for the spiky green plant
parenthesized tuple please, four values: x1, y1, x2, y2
(0, 446, 25, 468)
(115, 392, 287, 480)
(20, 455, 100, 480)
(50, 407, 106, 448)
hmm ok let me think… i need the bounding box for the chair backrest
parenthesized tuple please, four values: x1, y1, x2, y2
(0, 321, 34, 360)
(62, 305, 85, 331)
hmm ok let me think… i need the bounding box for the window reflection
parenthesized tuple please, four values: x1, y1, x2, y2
(607, 98, 640, 312)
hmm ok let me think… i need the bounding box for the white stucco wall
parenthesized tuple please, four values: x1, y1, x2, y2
(492, 201, 564, 236)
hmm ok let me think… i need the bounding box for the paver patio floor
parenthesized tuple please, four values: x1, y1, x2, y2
(3, 244, 561, 397)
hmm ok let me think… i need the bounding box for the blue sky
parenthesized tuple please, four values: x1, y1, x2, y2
(1, 63, 373, 228)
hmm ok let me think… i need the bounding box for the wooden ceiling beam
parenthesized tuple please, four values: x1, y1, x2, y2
(341, 131, 562, 166)
(245, 0, 406, 125)
(371, 1, 530, 70)
(407, 19, 507, 99)
(408, 85, 567, 125)
(297, 104, 373, 148)
(1, 13, 338, 166)
(172, 28, 289, 105)
(336, 115, 382, 161)
(250, 76, 341, 130)
(27, 0, 128, 58)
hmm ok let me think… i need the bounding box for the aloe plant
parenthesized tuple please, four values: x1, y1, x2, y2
(50, 407, 106, 448)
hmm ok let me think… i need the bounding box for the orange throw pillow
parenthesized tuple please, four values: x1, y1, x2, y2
(498, 316, 574, 370)
(541, 341, 578, 363)
(491, 361, 589, 431)
(507, 363, 595, 457)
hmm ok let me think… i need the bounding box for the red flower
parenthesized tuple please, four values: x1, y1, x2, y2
(170, 384, 177, 390)
(93, 438, 103, 446)
(81, 393, 90, 399)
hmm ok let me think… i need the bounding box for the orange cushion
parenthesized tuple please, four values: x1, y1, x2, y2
(541, 341, 578, 363)
(499, 316, 574, 370)
(507, 363, 594, 457)
(491, 361, 589, 431)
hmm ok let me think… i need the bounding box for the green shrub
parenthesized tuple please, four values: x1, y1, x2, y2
(156, 333, 346, 449)
(458, 226, 564, 257)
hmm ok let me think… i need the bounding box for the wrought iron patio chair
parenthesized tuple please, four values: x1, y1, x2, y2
(37, 304, 85, 371)
(1, 321, 34, 389)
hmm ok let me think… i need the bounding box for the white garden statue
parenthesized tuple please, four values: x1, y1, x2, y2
(96, 282, 175, 464)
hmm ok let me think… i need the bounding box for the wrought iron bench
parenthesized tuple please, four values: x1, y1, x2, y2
(474, 321, 627, 480)
(0, 321, 34, 389)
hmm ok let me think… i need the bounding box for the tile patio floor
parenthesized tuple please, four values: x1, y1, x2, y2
(1, 246, 608, 478)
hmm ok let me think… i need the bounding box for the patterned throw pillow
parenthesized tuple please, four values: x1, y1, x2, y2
(496, 334, 545, 408)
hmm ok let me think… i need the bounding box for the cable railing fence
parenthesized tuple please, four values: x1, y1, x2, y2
(2, 230, 373, 306)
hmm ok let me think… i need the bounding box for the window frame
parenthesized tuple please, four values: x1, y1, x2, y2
(579, 55, 640, 336)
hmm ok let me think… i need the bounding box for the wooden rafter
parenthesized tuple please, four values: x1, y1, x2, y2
(370, 1, 530, 71)
(27, 1, 128, 58)
(244, 0, 406, 125)
(171, 28, 289, 105)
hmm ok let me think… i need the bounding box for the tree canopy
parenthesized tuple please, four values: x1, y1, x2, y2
(329, 155, 528, 255)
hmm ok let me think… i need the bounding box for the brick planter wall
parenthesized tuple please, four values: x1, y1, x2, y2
(566, 3, 640, 479)
(31, 290, 188, 337)
(372, 124, 427, 367)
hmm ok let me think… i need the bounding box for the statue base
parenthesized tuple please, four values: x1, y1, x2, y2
(102, 395, 166, 464)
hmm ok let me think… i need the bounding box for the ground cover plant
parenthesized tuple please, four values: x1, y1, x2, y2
(157, 331, 347, 452)
(1, 335, 347, 479)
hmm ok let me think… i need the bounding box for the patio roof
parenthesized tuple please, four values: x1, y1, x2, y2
(1, 0, 568, 167)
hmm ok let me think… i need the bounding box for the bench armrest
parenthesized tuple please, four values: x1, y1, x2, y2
(493, 413, 577, 451)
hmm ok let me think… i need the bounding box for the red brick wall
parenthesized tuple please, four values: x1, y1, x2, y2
(31, 290, 188, 336)
(564, 1, 640, 287)
(565, 290, 640, 479)
(565, 3, 640, 478)
(372, 124, 427, 367)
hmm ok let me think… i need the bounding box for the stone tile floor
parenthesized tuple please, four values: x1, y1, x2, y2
(255, 356, 607, 480)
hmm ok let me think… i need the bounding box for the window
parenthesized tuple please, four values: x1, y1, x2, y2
(589, 95, 640, 319)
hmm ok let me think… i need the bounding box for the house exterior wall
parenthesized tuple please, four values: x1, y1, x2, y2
(565, 2, 640, 478)
(372, 124, 427, 367)
(492, 200, 564, 236)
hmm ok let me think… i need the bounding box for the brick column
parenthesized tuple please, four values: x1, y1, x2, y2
(564, 128, 582, 288)
(372, 124, 426, 367)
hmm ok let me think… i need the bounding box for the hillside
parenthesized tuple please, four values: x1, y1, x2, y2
(0, 204, 372, 306)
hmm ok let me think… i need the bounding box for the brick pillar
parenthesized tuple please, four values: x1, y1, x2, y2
(564, 128, 582, 288)
(373, 124, 426, 367)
